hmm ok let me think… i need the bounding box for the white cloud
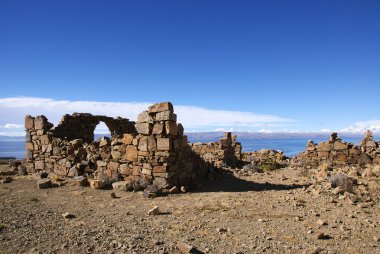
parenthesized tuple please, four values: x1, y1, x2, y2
(340, 120, 380, 133)
(321, 128, 332, 133)
(0, 132, 25, 137)
(257, 128, 299, 133)
(0, 124, 24, 129)
(0, 97, 293, 135)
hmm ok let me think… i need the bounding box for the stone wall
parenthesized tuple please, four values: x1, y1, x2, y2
(24, 102, 242, 190)
(293, 131, 380, 168)
(189, 132, 242, 169)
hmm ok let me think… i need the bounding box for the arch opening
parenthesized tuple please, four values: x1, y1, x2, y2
(94, 121, 112, 140)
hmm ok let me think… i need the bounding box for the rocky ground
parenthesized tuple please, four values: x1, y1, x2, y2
(1, 165, 380, 254)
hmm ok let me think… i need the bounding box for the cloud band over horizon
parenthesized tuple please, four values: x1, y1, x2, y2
(0, 97, 294, 135)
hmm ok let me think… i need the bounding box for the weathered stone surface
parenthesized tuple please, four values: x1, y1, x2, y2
(35, 160, 45, 171)
(177, 123, 184, 136)
(123, 134, 134, 145)
(152, 123, 164, 135)
(137, 111, 154, 123)
(119, 164, 132, 176)
(165, 121, 178, 136)
(34, 116, 48, 130)
(366, 141, 376, 148)
(111, 151, 121, 160)
(68, 176, 88, 187)
(147, 135, 157, 151)
(135, 123, 151, 135)
(25, 116, 34, 129)
(334, 142, 348, 150)
(317, 142, 333, 152)
(138, 138, 148, 152)
(89, 179, 105, 189)
(148, 102, 173, 113)
(147, 206, 160, 215)
(125, 145, 138, 162)
(176, 242, 196, 253)
(112, 181, 131, 191)
(157, 138, 171, 151)
(155, 111, 177, 121)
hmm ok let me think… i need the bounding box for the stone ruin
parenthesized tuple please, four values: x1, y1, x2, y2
(23, 101, 380, 192)
(293, 130, 380, 168)
(24, 102, 243, 191)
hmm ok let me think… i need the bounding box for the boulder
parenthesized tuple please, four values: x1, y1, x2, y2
(148, 102, 173, 113)
(37, 179, 52, 189)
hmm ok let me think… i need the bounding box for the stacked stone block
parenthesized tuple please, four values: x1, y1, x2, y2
(24, 102, 246, 190)
(294, 131, 380, 168)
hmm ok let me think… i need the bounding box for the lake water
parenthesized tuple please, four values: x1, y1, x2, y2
(0, 135, 365, 159)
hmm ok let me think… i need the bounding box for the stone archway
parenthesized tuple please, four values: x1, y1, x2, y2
(52, 113, 136, 143)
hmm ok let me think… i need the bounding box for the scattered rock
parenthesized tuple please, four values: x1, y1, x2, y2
(148, 206, 160, 216)
(62, 212, 76, 219)
(169, 186, 180, 194)
(67, 176, 88, 187)
(144, 185, 161, 198)
(316, 232, 330, 240)
(1, 176, 12, 183)
(317, 219, 327, 226)
(37, 179, 52, 189)
(110, 192, 117, 199)
(216, 227, 227, 233)
(89, 179, 105, 189)
(177, 241, 196, 253)
(39, 172, 49, 179)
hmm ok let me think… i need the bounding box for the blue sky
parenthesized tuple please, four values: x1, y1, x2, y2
(1, 0, 380, 135)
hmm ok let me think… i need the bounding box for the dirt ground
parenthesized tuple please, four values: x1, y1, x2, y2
(1, 167, 380, 254)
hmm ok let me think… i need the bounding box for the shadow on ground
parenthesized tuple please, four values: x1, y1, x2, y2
(193, 171, 309, 193)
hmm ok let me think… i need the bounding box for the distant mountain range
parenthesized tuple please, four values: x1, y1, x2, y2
(185, 132, 373, 141)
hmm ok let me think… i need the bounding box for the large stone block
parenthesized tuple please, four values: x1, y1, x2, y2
(157, 138, 171, 151)
(125, 145, 138, 162)
(40, 135, 52, 145)
(366, 141, 376, 148)
(165, 121, 178, 136)
(111, 151, 121, 160)
(119, 164, 132, 176)
(89, 179, 105, 189)
(155, 111, 177, 121)
(153, 165, 167, 173)
(177, 123, 184, 136)
(108, 161, 119, 172)
(152, 123, 164, 135)
(138, 138, 148, 152)
(317, 142, 333, 152)
(137, 111, 154, 123)
(34, 116, 50, 130)
(135, 123, 152, 135)
(148, 102, 173, 113)
(123, 134, 134, 145)
(147, 136, 157, 151)
(132, 166, 142, 176)
(25, 116, 34, 130)
(335, 152, 347, 162)
(35, 160, 45, 171)
(334, 142, 348, 150)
